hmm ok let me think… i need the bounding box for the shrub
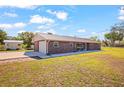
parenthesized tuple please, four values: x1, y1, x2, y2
(0, 44, 5, 51)
(21, 44, 28, 49)
(21, 44, 33, 50)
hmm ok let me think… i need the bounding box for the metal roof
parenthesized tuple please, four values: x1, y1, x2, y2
(38, 33, 99, 43)
(4, 40, 23, 43)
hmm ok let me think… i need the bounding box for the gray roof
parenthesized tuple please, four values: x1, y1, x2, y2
(38, 33, 99, 43)
(4, 40, 23, 43)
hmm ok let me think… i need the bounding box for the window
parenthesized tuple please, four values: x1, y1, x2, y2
(53, 41, 59, 48)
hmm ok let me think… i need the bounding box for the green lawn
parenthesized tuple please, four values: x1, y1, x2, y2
(0, 47, 124, 87)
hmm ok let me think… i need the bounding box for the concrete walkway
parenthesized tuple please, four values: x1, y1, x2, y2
(39, 50, 100, 58)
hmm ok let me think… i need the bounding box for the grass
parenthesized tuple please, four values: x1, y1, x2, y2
(0, 47, 124, 86)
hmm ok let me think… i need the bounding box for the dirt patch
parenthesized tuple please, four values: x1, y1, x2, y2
(0, 57, 40, 64)
(95, 54, 124, 75)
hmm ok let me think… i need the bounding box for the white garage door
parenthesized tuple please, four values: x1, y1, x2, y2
(39, 41, 47, 54)
(7, 43, 18, 50)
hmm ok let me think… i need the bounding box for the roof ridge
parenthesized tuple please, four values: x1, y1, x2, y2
(39, 32, 90, 40)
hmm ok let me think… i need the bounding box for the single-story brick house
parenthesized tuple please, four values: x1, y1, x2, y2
(4, 40, 23, 50)
(33, 33, 101, 55)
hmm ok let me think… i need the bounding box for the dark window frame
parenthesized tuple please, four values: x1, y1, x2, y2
(53, 41, 60, 48)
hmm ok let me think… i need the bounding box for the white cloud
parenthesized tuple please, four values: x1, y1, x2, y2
(0, 5, 38, 9)
(46, 10, 54, 14)
(3, 12, 18, 17)
(18, 30, 26, 33)
(14, 22, 26, 28)
(37, 25, 50, 30)
(47, 10, 68, 21)
(13, 5, 37, 9)
(119, 6, 124, 15)
(30, 15, 54, 24)
(43, 29, 56, 34)
(37, 26, 44, 29)
(0, 24, 13, 29)
(35, 30, 41, 33)
(91, 32, 97, 35)
(37, 23, 56, 30)
(118, 15, 124, 21)
(77, 29, 86, 33)
(61, 25, 71, 30)
(18, 30, 38, 34)
(0, 22, 26, 29)
(118, 6, 124, 21)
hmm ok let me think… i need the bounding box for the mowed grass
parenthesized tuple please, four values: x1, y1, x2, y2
(0, 47, 124, 87)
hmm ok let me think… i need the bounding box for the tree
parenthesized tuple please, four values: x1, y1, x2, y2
(104, 33, 111, 40)
(102, 40, 110, 47)
(116, 31, 124, 45)
(104, 33, 112, 46)
(115, 22, 124, 35)
(90, 36, 98, 41)
(6, 36, 18, 40)
(110, 31, 119, 46)
(104, 22, 124, 47)
(115, 22, 124, 45)
(0, 29, 7, 44)
(18, 32, 34, 48)
(104, 31, 119, 46)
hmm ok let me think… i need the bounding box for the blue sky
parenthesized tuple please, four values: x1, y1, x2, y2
(0, 5, 123, 40)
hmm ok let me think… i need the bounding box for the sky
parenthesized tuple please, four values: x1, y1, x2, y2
(0, 5, 124, 40)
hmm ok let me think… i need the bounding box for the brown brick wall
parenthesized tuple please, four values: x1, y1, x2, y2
(87, 43, 101, 50)
(48, 41, 101, 54)
(48, 41, 75, 54)
(34, 41, 39, 51)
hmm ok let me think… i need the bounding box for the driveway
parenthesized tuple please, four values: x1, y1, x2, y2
(0, 51, 40, 60)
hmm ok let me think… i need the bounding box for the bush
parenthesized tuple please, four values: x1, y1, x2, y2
(21, 44, 28, 49)
(0, 44, 5, 51)
(21, 44, 34, 50)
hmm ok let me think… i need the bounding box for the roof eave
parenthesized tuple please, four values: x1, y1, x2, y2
(45, 39, 100, 43)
